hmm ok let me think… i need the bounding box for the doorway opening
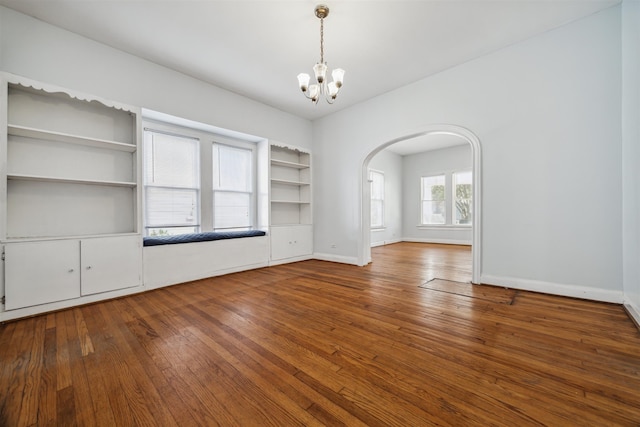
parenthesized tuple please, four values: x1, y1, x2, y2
(359, 124, 482, 284)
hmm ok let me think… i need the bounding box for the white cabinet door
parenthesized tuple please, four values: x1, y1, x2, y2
(295, 224, 313, 256)
(271, 225, 312, 261)
(80, 235, 141, 296)
(4, 240, 81, 310)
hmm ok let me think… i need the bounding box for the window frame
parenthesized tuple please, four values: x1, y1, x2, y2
(211, 140, 257, 231)
(142, 118, 259, 237)
(419, 170, 472, 228)
(143, 126, 202, 236)
(369, 169, 385, 229)
(452, 170, 473, 226)
(420, 173, 447, 226)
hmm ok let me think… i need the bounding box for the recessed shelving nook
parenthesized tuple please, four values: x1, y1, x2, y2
(269, 143, 313, 262)
(0, 73, 143, 318)
(2, 76, 139, 239)
(270, 144, 311, 226)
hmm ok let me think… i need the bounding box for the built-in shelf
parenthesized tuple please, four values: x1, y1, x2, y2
(271, 159, 309, 169)
(8, 124, 137, 152)
(271, 178, 310, 186)
(269, 144, 312, 261)
(7, 173, 137, 187)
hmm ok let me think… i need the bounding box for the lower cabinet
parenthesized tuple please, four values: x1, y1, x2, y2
(5, 239, 81, 310)
(80, 235, 141, 296)
(4, 235, 141, 310)
(270, 225, 313, 261)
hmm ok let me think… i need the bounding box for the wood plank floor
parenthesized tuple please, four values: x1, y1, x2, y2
(1, 242, 639, 426)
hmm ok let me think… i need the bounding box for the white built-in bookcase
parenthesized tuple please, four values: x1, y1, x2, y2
(0, 73, 142, 318)
(269, 143, 313, 262)
(270, 145, 311, 225)
(3, 77, 139, 238)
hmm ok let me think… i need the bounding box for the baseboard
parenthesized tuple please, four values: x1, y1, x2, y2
(624, 301, 640, 330)
(269, 255, 313, 266)
(402, 237, 472, 246)
(481, 274, 624, 303)
(313, 252, 360, 266)
(371, 238, 402, 248)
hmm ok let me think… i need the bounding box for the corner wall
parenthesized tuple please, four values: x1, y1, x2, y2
(622, 0, 640, 324)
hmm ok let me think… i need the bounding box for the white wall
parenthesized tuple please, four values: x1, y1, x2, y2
(313, 6, 623, 302)
(0, 6, 312, 150)
(402, 144, 472, 245)
(622, 0, 640, 323)
(369, 149, 402, 247)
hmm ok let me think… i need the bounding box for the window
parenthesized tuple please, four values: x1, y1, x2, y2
(420, 171, 472, 226)
(421, 175, 446, 225)
(143, 115, 260, 237)
(212, 143, 254, 230)
(453, 171, 472, 225)
(370, 170, 385, 228)
(144, 130, 200, 236)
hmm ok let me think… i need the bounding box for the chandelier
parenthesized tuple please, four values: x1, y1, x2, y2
(297, 4, 345, 104)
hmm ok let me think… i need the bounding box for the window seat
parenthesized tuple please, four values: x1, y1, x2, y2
(143, 230, 266, 247)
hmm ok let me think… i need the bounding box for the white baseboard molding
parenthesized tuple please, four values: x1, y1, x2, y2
(624, 301, 640, 329)
(481, 274, 624, 304)
(269, 255, 313, 266)
(313, 252, 360, 266)
(402, 237, 472, 246)
(0, 283, 147, 322)
(371, 238, 402, 248)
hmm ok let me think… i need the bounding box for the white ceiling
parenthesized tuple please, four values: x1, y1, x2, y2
(0, 0, 619, 122)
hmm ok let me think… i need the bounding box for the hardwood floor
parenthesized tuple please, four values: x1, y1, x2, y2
(1, 242, 639, 426)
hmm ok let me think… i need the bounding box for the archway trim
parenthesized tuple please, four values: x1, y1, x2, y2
(358, 124, 482, 284)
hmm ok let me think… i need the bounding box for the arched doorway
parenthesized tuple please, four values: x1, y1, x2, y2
(359, 124, 482, 284)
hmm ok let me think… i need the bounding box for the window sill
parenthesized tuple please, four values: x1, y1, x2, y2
(417, 225, 471, 231)
(371, 227, 386, 232)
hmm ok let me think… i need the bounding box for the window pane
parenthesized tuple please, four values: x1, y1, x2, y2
(214, 192, 251, 229)
(145, 187, 199, 227)
(213, 144, 252, 191)
(371, 200, 384, 228)
(144, 132, 199, 188)
(422, 201, 446, 224)
(146, 226, 198, 236)
(454, 171, 472, 225)
(422, 175, 445, 200)
(370, 171, 384, 200)
(370, 170, 385, 228)
(421, 175, 446, 225)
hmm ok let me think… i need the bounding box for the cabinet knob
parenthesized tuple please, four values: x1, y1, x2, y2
(68, 269, 74, 273)
(86, 266, 92, 270)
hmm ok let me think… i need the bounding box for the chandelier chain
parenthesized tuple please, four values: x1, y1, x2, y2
(320, 17, 324, 64)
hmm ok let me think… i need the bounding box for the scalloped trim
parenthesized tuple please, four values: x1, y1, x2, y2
(270, 140, 310, 154)
(2, 72, 138, 114)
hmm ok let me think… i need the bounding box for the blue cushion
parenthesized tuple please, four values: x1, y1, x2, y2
(143, 230, 266, 247)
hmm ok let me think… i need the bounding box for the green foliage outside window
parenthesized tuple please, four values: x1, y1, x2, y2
(456, 184, 472, 223)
